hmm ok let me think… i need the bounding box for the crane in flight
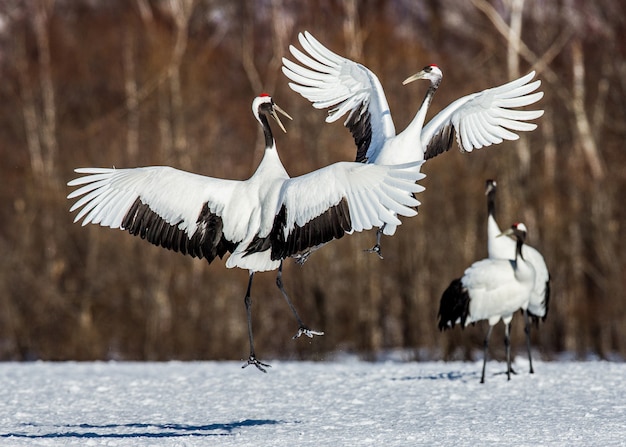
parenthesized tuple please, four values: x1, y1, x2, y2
(283, 31, 544, 258)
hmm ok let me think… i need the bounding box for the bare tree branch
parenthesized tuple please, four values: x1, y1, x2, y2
(241, 2, 262, 95)
(343, 0, 363, 60)
(505, 0, 524, 78)
(470, 0, 572, 102)
(123, 26, 139, 163)
(15, 28, 44, 179)
(31, 0, 58, 181)
(168, 0, 194, 169)
(571, 38, 605, 180)
(504, 0, 530, 173)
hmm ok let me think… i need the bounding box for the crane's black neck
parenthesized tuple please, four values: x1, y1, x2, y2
(515, 234, 525, 262)
(412, 79, 441, 134)
(258, 112, 274, 149)
(421, 80, 441, 115)
(487, 188, 496, 219)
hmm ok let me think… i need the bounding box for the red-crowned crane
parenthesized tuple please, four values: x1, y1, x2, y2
(485, 179, 550, 374)
(282, 31, 544, 257)
(438, 223, 535, 383)
(67, 94, 425, 372)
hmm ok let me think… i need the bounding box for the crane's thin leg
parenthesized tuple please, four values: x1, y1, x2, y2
(524, 311, 535, 374)
(276, 261, 324, 339)
(364, 225, 385, 259)
(505, 317, 518, 376)
(481, 325, 494, 384)
(504, 323, 512, 381)
(242, 271, 270, 372)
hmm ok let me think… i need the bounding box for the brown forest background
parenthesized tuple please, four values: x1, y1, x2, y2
(0, 0, 624, 363)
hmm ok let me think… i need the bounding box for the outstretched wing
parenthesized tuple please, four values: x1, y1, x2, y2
(269, 160, 425, 259)
(282, 31, 396, 163)
(421, 71, 544, 160)
(67, 167, 240, 263)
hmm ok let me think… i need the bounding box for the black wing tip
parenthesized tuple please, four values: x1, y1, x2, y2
(346, 103, 373, 163)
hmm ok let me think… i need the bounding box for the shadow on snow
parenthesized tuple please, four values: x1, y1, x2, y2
(2, 419, 283, 439)
(392, 370, 479, 381)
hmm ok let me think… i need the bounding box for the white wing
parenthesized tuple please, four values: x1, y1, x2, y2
(462, 258, 525, 325)
(269, 161, 425, 259)
(67, 166, 241, 263)
(282, 31, 396, 163)
(462, 258, 514, 291)
(421, 71, 544, 159)
(521, 244, 551, 319)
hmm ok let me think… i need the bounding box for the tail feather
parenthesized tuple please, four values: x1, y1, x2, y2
(527, 278, 551, 325)
(438, 278, 470, 331)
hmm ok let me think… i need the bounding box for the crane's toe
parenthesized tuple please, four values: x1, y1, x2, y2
(364, 244, 384, 259)
(293, 327, 325, 339)
(242, 356, 271, 373)
(293, 250, 313, 266)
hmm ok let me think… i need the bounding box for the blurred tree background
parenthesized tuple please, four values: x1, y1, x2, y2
(0, 0, 624, 363)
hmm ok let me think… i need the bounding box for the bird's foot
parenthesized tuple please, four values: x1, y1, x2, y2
(292, 251, 312, 266)
(292, 326, 325, 339)
(364, 244, 384, 260)
(242, 356, 271, 373)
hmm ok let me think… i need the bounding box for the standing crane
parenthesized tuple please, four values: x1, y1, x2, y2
(438, 223, 535, 383)
(282, 31, 544, 257)
(67, 94, 426, 372)
(485, 179, 550, 374)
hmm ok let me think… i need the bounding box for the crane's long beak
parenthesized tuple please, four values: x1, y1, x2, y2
(270, 103, 293, 133)
(497, 228, 515, 238)
(402, 70, 428, 85)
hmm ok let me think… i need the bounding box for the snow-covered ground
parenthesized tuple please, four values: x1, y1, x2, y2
(0, 359, 623, 446)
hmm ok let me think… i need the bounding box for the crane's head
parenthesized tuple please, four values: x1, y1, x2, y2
(402, 64, 443, 86)
(252, 94, 293, 133)
(498, 222, 528, 243)
(485, 179, 497, 196)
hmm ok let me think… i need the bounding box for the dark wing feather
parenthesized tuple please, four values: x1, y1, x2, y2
(270, 198, 352, 260)
(423, 123, 455, 161)
(122, 198, 234, 263)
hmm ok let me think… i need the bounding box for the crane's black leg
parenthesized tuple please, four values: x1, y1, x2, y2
(524, 311, 535, 374)
(241, 271, 270, 372)
(481, 325, 494, 384)
(276, 261, 324, 339)
(364, 225, 385, 259)
(504, 323, 512, 381)
(504, 317, 518, 376)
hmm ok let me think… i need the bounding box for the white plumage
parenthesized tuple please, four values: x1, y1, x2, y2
(485, 179, 550, 374)
(68, 94, 426, 371)
(438, 223, 535, 383)
(283, 31, 543, 253)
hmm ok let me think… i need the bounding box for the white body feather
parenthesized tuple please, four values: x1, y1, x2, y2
(461, 256, 534, 326)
